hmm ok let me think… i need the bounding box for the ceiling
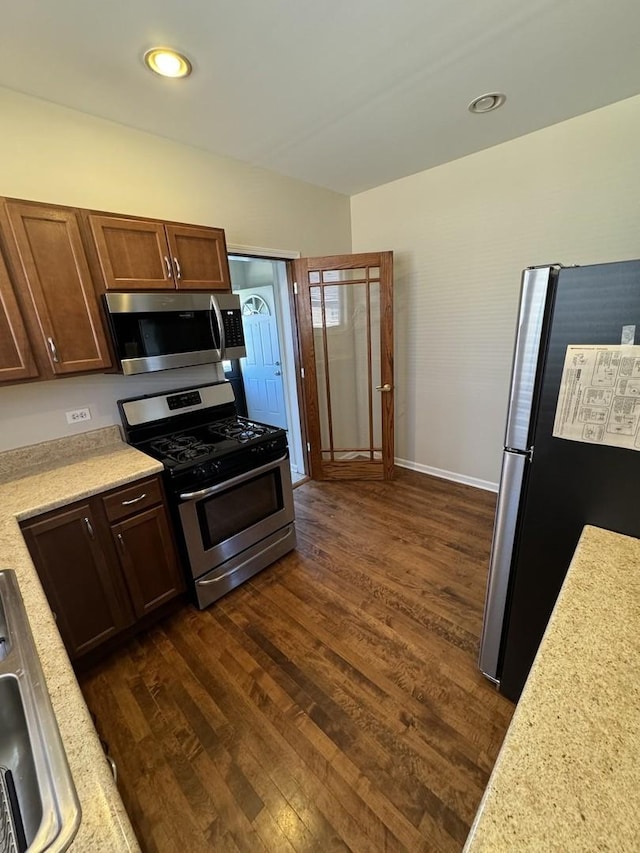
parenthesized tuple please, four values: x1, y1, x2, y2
(1, 0, 639, 195)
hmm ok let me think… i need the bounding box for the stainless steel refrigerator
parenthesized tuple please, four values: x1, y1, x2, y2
(479, 259, 640, 702)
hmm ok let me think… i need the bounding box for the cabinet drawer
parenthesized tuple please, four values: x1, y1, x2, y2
(102, 477, 162, 522)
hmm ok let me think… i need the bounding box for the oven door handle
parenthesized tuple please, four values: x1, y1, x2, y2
(210, 295, 225, 356)
(178, 454, 288, 501)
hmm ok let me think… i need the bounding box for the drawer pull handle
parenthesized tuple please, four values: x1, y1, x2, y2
(83, 517, 95, 539)
(121, 493, 147, 506)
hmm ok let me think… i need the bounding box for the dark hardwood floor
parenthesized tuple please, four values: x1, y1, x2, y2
(80, 469, 514, 853)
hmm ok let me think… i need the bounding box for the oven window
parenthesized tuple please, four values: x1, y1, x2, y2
(197, 469, 284, 549)
(109, 310, 220, 360)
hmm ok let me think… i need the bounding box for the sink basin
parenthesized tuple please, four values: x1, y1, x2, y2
(0, 570, 81, 852)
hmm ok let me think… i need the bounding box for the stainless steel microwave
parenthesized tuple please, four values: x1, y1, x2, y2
(103, 292, 246, 375)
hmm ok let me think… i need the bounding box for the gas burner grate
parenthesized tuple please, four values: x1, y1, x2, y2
(209, 418, 272, 443)
(150, 435, 217, 464)
(172, 445, 216, 463)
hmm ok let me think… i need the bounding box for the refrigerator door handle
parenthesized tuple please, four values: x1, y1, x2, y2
(504, 266, 559, 451)
(479, 450, 528, 682)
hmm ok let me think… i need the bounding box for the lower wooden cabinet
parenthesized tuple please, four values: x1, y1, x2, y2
(20, 475, 184, 661)
(111, 505, 183, 619)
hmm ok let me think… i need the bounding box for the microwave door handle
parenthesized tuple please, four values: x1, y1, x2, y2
(179, 454, 288, 501)
(210, 296, 226, 357)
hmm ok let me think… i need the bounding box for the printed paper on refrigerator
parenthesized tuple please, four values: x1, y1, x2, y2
(553, 345, 640, 450)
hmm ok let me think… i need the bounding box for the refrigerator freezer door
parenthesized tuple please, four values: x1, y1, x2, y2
(499, 259, 640, 702)
(504, 267, 557, 452)
(478, 449, 527, 681)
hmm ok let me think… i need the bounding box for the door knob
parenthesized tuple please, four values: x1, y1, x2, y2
(376, 383, 392, 392)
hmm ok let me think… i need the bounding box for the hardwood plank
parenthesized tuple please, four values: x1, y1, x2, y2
(222, 595, 487, 825)
(80, 469, 514, 852)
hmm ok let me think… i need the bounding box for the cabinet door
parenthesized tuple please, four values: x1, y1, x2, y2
(111, 505, 184, 619)
(21, 504, 133, 659)
(165, 224, 231, 291)
(2, 202, 111, 375)
(89, 215, 174, 290)
(0, 248, 38, 382)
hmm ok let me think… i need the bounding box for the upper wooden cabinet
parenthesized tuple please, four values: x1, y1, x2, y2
(1, 201, 112, 376)
(89, 215, 231, 292)
(0, 248, 38, 382)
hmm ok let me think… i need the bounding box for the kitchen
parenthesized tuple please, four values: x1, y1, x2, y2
(2, 1, 640, 850)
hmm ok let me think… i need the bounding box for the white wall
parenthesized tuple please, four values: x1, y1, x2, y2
(0, 86, 351, 451)
(351, 94, 640, 488)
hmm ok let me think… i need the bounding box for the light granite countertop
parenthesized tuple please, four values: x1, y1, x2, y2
(0, 426, 164, 852)
(464, 524, 640, 852)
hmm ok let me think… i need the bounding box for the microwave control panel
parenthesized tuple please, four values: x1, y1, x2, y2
(222, 309, 245, 348)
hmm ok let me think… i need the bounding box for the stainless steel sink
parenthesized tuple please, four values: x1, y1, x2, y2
(0, 570, 80, 852)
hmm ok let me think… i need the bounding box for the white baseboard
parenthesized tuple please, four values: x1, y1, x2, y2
(395, 457, 498, 493)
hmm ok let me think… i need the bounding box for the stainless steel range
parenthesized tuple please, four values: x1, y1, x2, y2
(118, 381, 296, 608)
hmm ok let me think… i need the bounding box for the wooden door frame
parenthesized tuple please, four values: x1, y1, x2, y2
(227, 245, 310, 481)
(227, 246, 394, 483)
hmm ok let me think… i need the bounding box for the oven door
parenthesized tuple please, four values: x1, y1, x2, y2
(177, 454, 295, 581)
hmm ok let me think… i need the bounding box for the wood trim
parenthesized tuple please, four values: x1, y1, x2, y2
(379, 251, 394, 480)
(319, 284, 335, 461)
(302, 252, 383, 270)
(366, 279, 374, 460)
(321, 461, 384, 479)
(294, 257, 324, 479)
(285, 261, 310, 476)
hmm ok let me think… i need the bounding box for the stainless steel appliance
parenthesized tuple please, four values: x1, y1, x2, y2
(104, 292, 246, 375)
(479, 259, 640, 701)
(119, 381, 296, 608)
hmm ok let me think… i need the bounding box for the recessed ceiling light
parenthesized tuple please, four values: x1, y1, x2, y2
(468, 93, 506, 114)
(144, 47, 193, 79)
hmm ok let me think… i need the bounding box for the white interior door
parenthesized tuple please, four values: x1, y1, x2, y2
(241, 291, 288, 429)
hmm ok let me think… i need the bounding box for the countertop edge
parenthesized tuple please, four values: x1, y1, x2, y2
(464, 524, 640, 851)
(0, 432, 163, 852)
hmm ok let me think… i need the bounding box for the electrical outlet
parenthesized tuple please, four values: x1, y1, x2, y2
(65, 407, 91, 425)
